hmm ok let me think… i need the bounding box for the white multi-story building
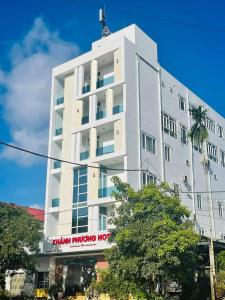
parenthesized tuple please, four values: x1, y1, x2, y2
(41, 24, 225, 295)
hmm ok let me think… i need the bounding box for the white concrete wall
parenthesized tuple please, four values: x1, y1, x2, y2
(45, 23, 225, 249)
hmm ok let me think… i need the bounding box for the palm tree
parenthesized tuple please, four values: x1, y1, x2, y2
(188, 104, 215, 300)
(188, 105, 208, 149)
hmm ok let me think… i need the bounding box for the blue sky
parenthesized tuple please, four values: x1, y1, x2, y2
(0, 0, 225, 208)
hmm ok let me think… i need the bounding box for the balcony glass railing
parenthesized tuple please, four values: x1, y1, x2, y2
(96, 75, 114, 89)
(98, 186, 116, 198)
(52, 198, 60, 208)
(81, 115, 89, 125)
(96, 110, 106, 120)
(55, 128, 63, 136)
(80, 151, 89, 160)
(53, 161, 61, 169)
(113, 104, 123, 115)
(56, 97, 64, 106)
(96, 144, 114, 156)
(82, 85, 90, 94)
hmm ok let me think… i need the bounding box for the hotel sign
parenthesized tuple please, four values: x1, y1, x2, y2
(44, 232, 111, 253)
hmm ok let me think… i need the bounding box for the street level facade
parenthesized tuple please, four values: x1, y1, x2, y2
(41, 24, 225, 295)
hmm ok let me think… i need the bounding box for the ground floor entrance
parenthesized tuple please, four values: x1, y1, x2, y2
(54, 254, 107, 297)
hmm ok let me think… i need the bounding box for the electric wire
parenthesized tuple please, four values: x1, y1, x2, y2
(2, 140, 225, 195)
(60, 0, 225, 34)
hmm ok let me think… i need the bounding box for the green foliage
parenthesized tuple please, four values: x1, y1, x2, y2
(95, 178, 200, 299)
(215, 252, 225, 299)
(188, 105, 208, 145)
(216, 251, 225, 272)
(0, 288, 10, 299)
(0, 203, 42, 288)
(215, 271, 225, 299)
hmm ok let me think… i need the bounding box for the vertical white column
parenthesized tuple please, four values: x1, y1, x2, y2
(106, 88, 114, 117)
(78, 65, 84, 96)
(91, 60, 98, 91)
(75, 132, 81, 161)
(49, 257, 56, 285)
(74, 67, 79, 98)
(90, 127, 97, 159)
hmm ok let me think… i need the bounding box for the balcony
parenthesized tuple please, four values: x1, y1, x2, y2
(52, 198, 60, 208)
(55, 128, 63, 136)
(113, 104, 123, 115)
(98, 186, 116, 198)
(97, 75, 114, 89)
(96, 144, 114, 157)
(81, 115, 89, 125)
(82, 85, 90, 94)
(56, 97, 64, 106)
(80, 151, 89, 161)
(96, 110, 106, 120)
(53, 161, 61, 169)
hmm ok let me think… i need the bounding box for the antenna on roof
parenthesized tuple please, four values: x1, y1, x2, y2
(99, 7, 111, 38)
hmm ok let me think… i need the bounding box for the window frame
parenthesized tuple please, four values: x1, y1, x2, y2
(164, 144, 171, 162)
(196, 194, 202, 210)
(178, 95, 186, 111)
(162, 112, 177, 138)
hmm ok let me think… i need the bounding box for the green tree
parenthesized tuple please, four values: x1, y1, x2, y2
(215, 251, 225, 299)
(0, 203, 42, 289)
(94, 177, 200, 300)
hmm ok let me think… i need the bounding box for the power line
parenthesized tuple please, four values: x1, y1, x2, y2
(2, 140, 225, 195)
(60, 0, 225, 34)
(0, 140, 146, 172)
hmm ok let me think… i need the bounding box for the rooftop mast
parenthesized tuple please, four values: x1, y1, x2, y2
(99, 8, 111, 38)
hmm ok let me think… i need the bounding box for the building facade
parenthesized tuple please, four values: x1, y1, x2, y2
(43, 24, 225, 294)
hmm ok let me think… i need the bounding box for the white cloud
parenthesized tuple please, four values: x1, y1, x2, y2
(0, 17, 79, 166)
(31, 203, 44, 209)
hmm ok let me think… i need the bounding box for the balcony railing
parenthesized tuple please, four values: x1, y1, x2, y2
(98, 186, 116, 198)
(96, 144, 114, 156)
(81, 115, 89, 125)
(56, 97, 64, 106)
(55, 128, 63, 136)
(82, 85, 90, 94)
(96, 75, 114, 89)
(96, 110, 106, 120)
(52, 198, 60, 208)
(113, 104, 123, 115)
(80, 151, 89, 160)
(53, 161, 61, 169)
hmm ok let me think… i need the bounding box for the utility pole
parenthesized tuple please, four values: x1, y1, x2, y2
(205, 158, 216, 300)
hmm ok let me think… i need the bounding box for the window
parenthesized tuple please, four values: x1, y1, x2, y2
(162, 113, 177, 138)
(161, 80, 165, 87)
(197, 194, 202, 209)
(72, 206, 88, 234)
(205, 117, 215, 133)
(164, 145, 171, 162)
(142, 133, 156, 154)
(72, 167, 88, 234)
(180, 125, 188, 144)
(73, 167, 88, 203)
(207, 142, 217, 162)
(193, 141, 202, 153)
(99, 206, 107, 231)
(199, 228, 205, 236)
(218, 203, 223, 217)
(142, 172, 157, 186)
(218, 125, 224, 138)
(179, 95, 186, 111)
(221, 150, 225, 167)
